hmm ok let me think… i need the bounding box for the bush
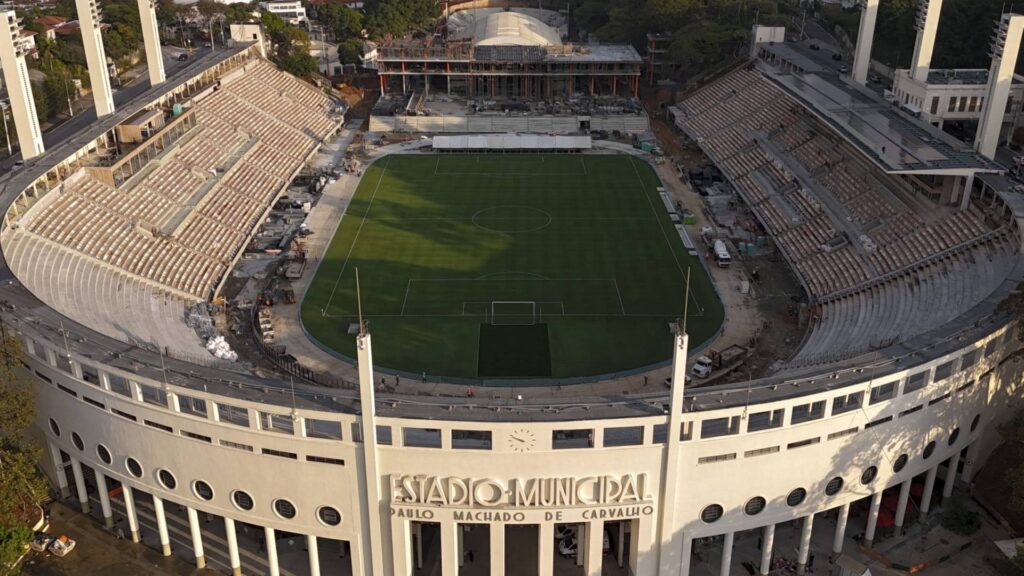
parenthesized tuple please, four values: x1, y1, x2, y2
(941, 496, 982, 536)
(0, 524, 33, 575)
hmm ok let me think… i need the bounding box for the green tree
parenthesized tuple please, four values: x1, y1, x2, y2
(318, 3, 363, 40)
(337, 38, 363, 66)
(363, 0, 439, 40)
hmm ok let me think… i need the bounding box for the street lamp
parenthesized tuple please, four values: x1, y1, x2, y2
(0, 101, 11, 157)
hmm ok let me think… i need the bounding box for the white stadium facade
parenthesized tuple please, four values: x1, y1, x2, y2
(4, 2, 1024, 576)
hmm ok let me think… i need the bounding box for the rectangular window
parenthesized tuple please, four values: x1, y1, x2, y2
(700, 416, 740, 439)
(930, 96, 939, 115)
(697, 453, 736, 464)
(404, 428, 442, 448)
(178, 395, 207, 418)
(865, 415, 893, 429)
(376, 425, 392, 445)
(452, 430, 492, 450)
(108, 374, 131, 397)
(744, 446, 780, 458)
(604, 426, 644, 447)
(984, 339, 998, 358)
(219, 439, 253, 452)
(217, 404, 250, 428)
(934, 361, 954, 383)
(899, 404, 923, 417)
(960, 349, 978, 371)
(181, 430, 212, 443)
(139, 384, 167, 408)
(262, 448, 298, 460)
(747, 409, 784, 432)
(81, 364, 100, 386)
(832, 392, 863, 415)
(1007, 96, 1015, 114)
(787, 437, 820, 450)
(957, 379, 975, 393)
(929, 392, 951, 405)
(30, 340, 48, 361)
(553, 429, 594, 449)
(259, 412, 295, 435)
(112, 409, 137, 422)
(57, 383, 77, 397)
(791, 401, 825, 424)
(34, 370, 51, 384)
(904, 372, 927, 393)
(306, 455, 345, 466)
(144, 420, 173, 433)
(958, 97, 967, 112)
(652, 424, 667, 444)
(54, 354, 72, 374)
(82, 396, 105, 409)
(827, 427, 858, 440)
(869, 382, 897, 405)
(305, 418, 343, 440)
(968, 96, 978, 112)
(948, 97, 957, 112)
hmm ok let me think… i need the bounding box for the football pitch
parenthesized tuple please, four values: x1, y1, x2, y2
(301, 154, 723, 381)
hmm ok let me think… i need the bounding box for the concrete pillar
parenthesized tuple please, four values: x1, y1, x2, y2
(47, 442, 69, 498)
(921, 465, 939, 515)
(136, 0, 165, 85)
(910, 0, 943, 81)
(943, 450, 960, 499)
(225, 517, 242, 576)
(617, 522, 625, 568)
(391, 517, 412, 576)
(95, 472, 113, 528)
(895, 480, 913, 531)
(719, 532, 734, 576)
(265, 526, 280, 576)
(961, 440, 983, 482)
(833, 502, 850, 554)
(658, 333, 689, 576)
(538, 522, 554, 576)
(796, 515, 813, 575)
(458, 525, 465, 567)
(152, 496, 171, 556)
(355, 333, 386, 576)
(441, 520, 459, 576)
(490, 525, 504, 576)
(977, 14, 1024, 159)
(187, 507, 206, 569)
(69, 457, 90, 514)
(680, 536, 692, 576)
(74, 0, 115, 116)
(864, 492, 883, 546)
(308, 535, 321, 576)
(0, 9, 45, 158)
(123, 485, 141, 543)
(585, 520, 603, 576)
(760, 524, 775, 575)
(960, 173, 975, 210)
(577, 523, 585, 566)
(852, 0, 880, 84)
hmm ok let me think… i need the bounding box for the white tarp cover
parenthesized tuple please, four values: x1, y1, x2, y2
(432, 134, 592, 150)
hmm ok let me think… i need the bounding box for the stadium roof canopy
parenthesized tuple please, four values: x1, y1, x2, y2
(432, 134, 591, 150)
(459, 11, 562, 47)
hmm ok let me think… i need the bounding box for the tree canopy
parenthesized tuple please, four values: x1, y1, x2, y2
(363, 0, 439, 40)
(261, 11, 318, 77)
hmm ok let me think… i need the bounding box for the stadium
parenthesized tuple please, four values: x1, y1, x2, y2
(3, 2, 1024, 576)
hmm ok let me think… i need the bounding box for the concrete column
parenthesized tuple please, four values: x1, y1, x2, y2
(152, 496, 171, 556)
(719, 532, 734, 576)
(921, 465, 939, 515)
(833, 502, 850, 554)
(895, 480, 913, 531)
(187, 507, 206, 569)
(74, 0, 115, 116)
(759, 524, 775, 575)
(95, 472, 113, 528)
(47, 442, 69, 498)
(852, 0, 880, 84)
(225, 517, 242, 576)
(490, 525, 504, 576)
(390, 516, 412, 576)
(960, 173, 975, 209)
(136, 0, 166, 86)
(265, 526, 280, 576)
(910, 0, 943, 81)
(69, 457, 90, 514)
(680, 536, 692, 576)
(458, 525, 465, 567)
(577, 523, 585, 566)
(864, 492, 883, 546)
(617, 521, 625, 568)
(796, 515, 814, 575)
(441, 520, 459, 576)
(977, 14, 1024, 158)
(308, 535, 321, 576)
(0, 8, 46, 158)
(585, 520, 603, 576)
(943, 451, 960, 499)
(122, 485, 141, 543)
(538, 522, 554, 576)
(961, 440, 983, 482)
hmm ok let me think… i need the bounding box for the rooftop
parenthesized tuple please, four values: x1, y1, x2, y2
(924, 68, 1024, 86)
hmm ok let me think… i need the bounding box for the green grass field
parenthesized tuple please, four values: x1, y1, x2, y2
(301, 154, 723, 381)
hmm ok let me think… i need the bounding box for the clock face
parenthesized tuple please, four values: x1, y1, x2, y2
(506, 428, 536, 452)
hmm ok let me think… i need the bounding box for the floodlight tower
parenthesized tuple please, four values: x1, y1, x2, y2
(0, 8, 45, 159)
(74, 0, 115, 116)
(852, 0, 879, 84)
(910, 0, 943, 82)
(976, 14, 1024, 160)
(137, 0, 165, 86)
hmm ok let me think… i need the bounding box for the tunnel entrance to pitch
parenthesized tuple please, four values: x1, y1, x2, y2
(413, 522, 441, 575)
(505, 524, 539, 576)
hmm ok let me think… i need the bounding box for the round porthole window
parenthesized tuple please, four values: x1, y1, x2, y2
(825, 476, 844, 496)
(971, 414, 981, 432)
(158, 469, 177, 490)
(949, 427, 960, 446)
(96, 444, 112, 465)
(232, 490, 255, 511)
(125, 457, 143, 478)
(48, 418, 60, 437)
(273, 498, 296, 520)
(893, 454, 908, 473)
(700, 504, 724, 523)
(861, 466, 878, 485)
(787, 488, 807, 507)
(193, 480, 214, 501)
(923, 440, 936, 460)
(744, 497, 766, 516)
(317, 506, 342, 526)
(71, 432, 84, 451)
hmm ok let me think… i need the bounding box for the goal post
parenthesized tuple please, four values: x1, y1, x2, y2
(490, 301, 536, 325)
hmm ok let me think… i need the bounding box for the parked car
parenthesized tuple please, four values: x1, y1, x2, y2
(177, 53, 188, 62)
(30, 532, 54, 552)
(48, 535, 76, 557)
(11, 160, 24, 172)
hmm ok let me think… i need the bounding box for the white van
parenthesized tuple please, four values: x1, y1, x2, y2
(713, 240, 731, 268)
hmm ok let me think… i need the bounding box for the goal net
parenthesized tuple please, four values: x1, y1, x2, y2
(490, 301, 536, 325)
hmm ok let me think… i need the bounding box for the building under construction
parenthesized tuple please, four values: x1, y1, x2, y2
(375, 9, 643, 100)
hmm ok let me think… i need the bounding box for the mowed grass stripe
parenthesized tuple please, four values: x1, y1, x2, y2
(301, 154, 724, 382)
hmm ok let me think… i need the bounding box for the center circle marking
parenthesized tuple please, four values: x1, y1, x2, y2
(471, 206, 552, 233)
